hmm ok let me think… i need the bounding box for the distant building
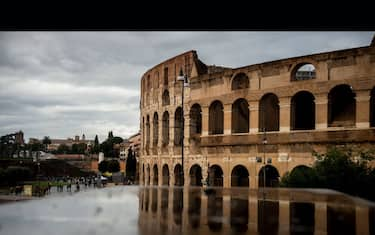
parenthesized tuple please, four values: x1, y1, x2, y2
(46, 134, 94, 152)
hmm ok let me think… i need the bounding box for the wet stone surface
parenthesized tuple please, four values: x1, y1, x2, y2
(0, 186, 375, 235)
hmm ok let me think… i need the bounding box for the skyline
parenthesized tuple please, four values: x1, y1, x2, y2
(0, 31, 374, 142)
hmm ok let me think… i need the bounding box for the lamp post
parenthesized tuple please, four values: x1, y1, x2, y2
(177, 69, 189, 186)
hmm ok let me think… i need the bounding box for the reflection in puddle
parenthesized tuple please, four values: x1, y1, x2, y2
(139, 187, 375, 235)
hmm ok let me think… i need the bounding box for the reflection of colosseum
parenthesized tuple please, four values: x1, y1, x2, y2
(140, 38, 375, 188)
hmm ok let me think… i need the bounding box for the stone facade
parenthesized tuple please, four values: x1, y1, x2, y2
(139, 40, 375, 189)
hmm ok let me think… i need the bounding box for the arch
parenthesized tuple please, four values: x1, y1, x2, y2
(328, 84, 356, 127)
(162, 164, 169, 186)
(259, 93, 280, 132)
(370, 87, 375, 127)
(153, 164, 158, 186)
(232, 98, 249, 133)
(174, 107, 183, 146)
(189, 164, 203, 186)
(153, 112, 158, 146)
(209, 100, 224, 135)
(162, 90, 170, 106)
(190, 103, 202, 135)
(146, 115, 150, 148)
(232, 72, 249, 90)
(162, 111, 169, 146)
(231, 165, 249, 187)
(291, 63, 316, 81)
(291, 91, 315, 130)
(258, 165, 280, 187)
(174, 164, 184, 186)
(208, 164, 223, 186)
(142, 117, 145, 149)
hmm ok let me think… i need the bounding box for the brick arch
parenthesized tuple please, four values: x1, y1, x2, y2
(208, 164, 224, 186)
(328, 84, 356, 127)
(162, 164, 170, 186)
(153, 164, 158, 186)
(189, 164, 203, 186)
(231, 72, 250, 90)
(258, 164, 280, 187)
(259, 93, 280, 132)
(190, 103, 202, 136)
(231, 164, 249, 187)
(209, 100, 224, 135)
(232, 98, 249, 133)
(290, 62, 317, 81)
(291, 90, 315, 130)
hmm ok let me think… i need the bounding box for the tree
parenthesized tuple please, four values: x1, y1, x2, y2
(92, 135, 100, 154)
(280, 146, 375, 201)
(108, 160, 120, 173)
(4, 166, 33, 186)
(55, 144, 70, 154)
(71, 143, 86, 154)
(126, 148, 136, 180)
(98, 160, 109, 173)
(42, 136, 51, 152)
(112, 136, 123, 144)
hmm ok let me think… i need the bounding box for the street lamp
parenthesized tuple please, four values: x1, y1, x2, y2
(177, 68, 189, 186)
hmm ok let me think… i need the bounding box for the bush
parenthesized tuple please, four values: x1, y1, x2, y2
(98, 160, 108, 173)
(108, 160, 120, 173)
(280, 146, 375, 201)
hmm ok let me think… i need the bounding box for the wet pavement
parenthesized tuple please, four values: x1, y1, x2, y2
(0, 186, 374, 235)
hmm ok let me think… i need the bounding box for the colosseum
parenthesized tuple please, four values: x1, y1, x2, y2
(139, 37, 375, 189)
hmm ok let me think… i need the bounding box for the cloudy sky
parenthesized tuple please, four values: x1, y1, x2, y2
(0, 31, 373, 142)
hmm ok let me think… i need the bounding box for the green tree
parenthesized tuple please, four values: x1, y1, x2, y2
(108, 160, 120, 173)
(98, 160, 109, 173)
(112, 136, 123, 144)
(280, 146, 375, 201)
(42, 136, 51, 152)
(55, 144, 70, 154)
(71, 143, 86, 154)
(92, 135, 100, 154)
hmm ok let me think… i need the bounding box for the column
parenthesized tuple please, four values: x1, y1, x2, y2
(224, 103, 232, 135)
(201, 105, 209, 136)
(279, 97, 291, 132)
(314, 202, 327, 235)
(278, 200, 290, 235)
(249, 101, 259, 134)
(315, 94, 328, 130)
(355, 90, 371, 128)
(356, 206, 369, 235)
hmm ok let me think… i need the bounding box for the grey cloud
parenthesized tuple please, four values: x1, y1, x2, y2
(0, 31, 373, 141)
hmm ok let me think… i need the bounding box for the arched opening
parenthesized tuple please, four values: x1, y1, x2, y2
(153, 164, 158, 186)
(232, 98, 249, 133)
(162, 164, 169, 186)
(162, 90, 170, 106)
(258, 165, 280, 187)
(174, 107, 183, 146)
(142, 117, 145, 149)
(209, 100, 224, 135)
(190, 103, 202, 136)
(259, 93, 280, 132)
(328, 84, 356, 127)
(208, 165, 223, 186)
(153, 112, 158, 146)
(146, 115, 150, 148)
(174, 164, 184, 186)
(231, 165, 249, 187)
(162, 111, 169, 147)
(291, 91, 315, 130)
(189, 164, 203, 186)
(292, 63, 316, 81)
(370, 88, 375, 127)
(232, 73, 249, 90)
